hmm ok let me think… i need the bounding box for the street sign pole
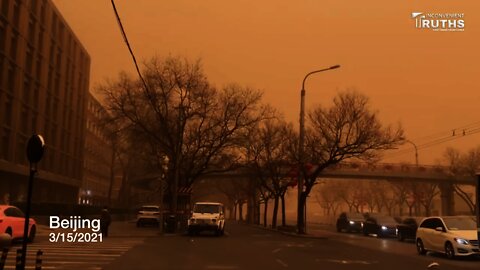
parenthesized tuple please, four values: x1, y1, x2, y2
(19, 135, 45, 270)
(476, 174, 480, 244)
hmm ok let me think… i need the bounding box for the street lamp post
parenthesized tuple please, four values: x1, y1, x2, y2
(159, 155, 169, 233)
(405, 139, 419, 167)
(297, 65, 340, 234)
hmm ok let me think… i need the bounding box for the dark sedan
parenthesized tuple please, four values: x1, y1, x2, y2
(336, 212, 365, 233)
(362, 215, 399, 238)
(396, 217, 423, 241)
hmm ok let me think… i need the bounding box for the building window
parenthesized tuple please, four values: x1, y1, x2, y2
(0, 21, 6, 52)
(0, 55, 4, 89)
(15, 134, 26, 164)
(30, 0, 38, 15)
(27, 16, 36, 44)
(12, 0, 20, 28)
(20, 105, 29, 133)
(22, 76, 31, 104)
(35, 55, 42, 79)
(0, 127, 10, 160)
(1, 0, 9, 19)
(6, 62, 15, 93)
(40, 0, 46, 24)
(9, 32, 18, 60)
(3, 94, 12, 126)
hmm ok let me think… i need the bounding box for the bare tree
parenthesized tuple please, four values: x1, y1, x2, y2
(443, 147, 477, 214)
(315, 182, 342, 217)
(243, 117, 295, 228)
(336, 181, 360, 212)
(416, 183, 439, 216)
(295, 90, 404, 233)
(99, 56, 267, 216)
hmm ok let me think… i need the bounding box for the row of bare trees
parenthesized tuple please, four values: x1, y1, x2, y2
(98, 55, 405, 233)
(315, 180, 439, 219)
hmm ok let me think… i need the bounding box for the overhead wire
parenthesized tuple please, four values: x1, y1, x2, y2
(110, 0, 150, 92)
(382, 123, 480, 161)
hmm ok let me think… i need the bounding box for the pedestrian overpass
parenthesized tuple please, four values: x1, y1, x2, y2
(203, 162, 477, 216)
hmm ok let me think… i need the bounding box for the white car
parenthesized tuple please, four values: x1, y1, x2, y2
(416, 216, 479, 259)
(187, 202, 225, 236)
(136, 205, 161, 227)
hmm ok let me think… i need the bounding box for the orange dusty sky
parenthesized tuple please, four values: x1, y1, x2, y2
(52, 0, 480, 165)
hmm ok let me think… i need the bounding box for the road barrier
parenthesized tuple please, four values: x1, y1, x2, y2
(35, 250, 43, 270)
(0, 248, 8, 269)
(0, 248, 44, 270)
(15, 249, 22, 270)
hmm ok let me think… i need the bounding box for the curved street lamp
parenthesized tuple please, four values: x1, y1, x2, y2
(405, 139, 419, 167)
(297, 65, 340, 234)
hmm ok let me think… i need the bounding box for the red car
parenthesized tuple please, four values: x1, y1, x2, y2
(0, 205, 36, 242)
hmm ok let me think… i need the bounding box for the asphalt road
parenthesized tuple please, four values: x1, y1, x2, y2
(102, 221, 478, 270)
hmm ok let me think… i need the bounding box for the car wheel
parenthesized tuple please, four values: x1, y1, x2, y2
(397, 231, 404, 241)
(416, 239, 427, 255)
(336, 226, 341, 233)
(363, 228, 368, 236)
(5, 228, 12, 237)
(445, 242, 455, 259)
(28, 225, 36, 243)
(377, 229, 383, 238)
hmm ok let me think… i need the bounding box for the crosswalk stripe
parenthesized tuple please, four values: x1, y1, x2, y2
(1, 237, 143, 269)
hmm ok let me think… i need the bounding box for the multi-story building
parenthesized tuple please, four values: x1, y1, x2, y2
(0, 0, 90, 203)
(80, 93, 115, 206)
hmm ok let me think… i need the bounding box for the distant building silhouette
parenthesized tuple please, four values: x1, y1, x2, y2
(80, 93, 119, 206)
(0, 0, 90, 203)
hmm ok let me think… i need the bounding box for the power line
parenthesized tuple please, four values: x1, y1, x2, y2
(110, 0, 149, 92)
(383, 125, 480, 161)
(410, 120, 480, 143)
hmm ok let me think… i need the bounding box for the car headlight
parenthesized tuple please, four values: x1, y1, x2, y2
(349, 221, 355, 225)
(381, 226, 388, 230)
(455, 238, 469, 245)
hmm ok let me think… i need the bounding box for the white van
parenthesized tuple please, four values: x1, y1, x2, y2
(187, 202, 225, 236)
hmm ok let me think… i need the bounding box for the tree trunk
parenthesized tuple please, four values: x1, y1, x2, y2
(271, 196, 279, 228)
(107, 141, 116, 207)
(297, 192, 306, 234)
(234, 202, 238, 220)
(263, 198, 269, 227)
(239, 202, 244, 221)
(280, 193, 286, 226)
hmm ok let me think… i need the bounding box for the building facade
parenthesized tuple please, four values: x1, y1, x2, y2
(80, 93, 116, 206)
(0, 0, 90, 203)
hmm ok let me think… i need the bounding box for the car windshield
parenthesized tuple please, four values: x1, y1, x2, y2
(443, 217, 477, 230)
(348, 213, 364, 220)
(194, 204, 220, 213)
(140, 207, 159, 212)
(377, 217, 397, 224)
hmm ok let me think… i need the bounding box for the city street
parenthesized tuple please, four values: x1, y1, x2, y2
(0, 220, 478, 269)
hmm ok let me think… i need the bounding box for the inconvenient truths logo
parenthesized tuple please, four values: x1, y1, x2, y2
(412, 12, 465, 31)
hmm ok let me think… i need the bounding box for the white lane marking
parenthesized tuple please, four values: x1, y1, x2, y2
(5, 252, 123, 257)
(275, 259, 288, 267)
(2, 267, 56, 269)
(205, 265, 239, 269)
(272, 248, 282, 254)
(319, 259, 378, 265)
